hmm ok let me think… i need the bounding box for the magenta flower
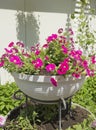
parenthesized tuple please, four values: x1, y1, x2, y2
(72, 72, 80, 78)
(1, 54, 8, 59)
(31, 46, 35, 52)
(86, 68, 94, 77)
(0, 115, 7, 127)
(35, 49, 40, 55)
(81, 60, 88, 68)
(11, 48, 18, 53)
(61, 45, 68, 54)
(0, 60, 4, 67)
(45, 56, 50, 61)
(58, 28, 63, 34)
(68, 28, 74, 35)
(42, 44, 49, 48)
(50, 77, 57, 87)
(46, 63, 56, 72)
(32, 58, 43, 69)
(46, 34, 58, 42)
(8, 42, 14, 47)
(91, 55, 96, 64)
(57, 62, 69, 75)
(16, 42, 24, 47)
(4, 48, 12, 53)
(22, 52, 31, 58)
(10, 55, 22, 65)
(70, 50, 82, 60)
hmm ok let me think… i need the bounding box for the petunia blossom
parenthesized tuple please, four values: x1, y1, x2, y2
(8, 42, 14, 47)
(86, 68, 94, 77)
(32, 58, 43, 69)
(9, 55, 22, 65)
(0, 115, 7, 127)
(72, 72, 81, 78)
(61, 45, 68, 54)
(11, 48, 18, 53)
(57, 62, 69, 75)
(4, 48, 12, 53)
(35, 49, 40, 55)
(58, 28, 63, 34)
(46, 63, 56, 72)
(46, 34, 58, 42)
(50, 77, 57, 87)
(0, 60, 4, 67)
(45, 56, 50, 61)
(16, 42, 24, 47)
(91, 55, 96, 64)
(42, 44, 49, 48)
(70, 50, 82, 60)
(81, 60, 88, 69)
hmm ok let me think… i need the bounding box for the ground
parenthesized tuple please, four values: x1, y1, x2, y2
(6, 102, 89, 130)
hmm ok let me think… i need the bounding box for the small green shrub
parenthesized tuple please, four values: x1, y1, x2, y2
(66, 117, 94, 130)
(0, 82, 24, 115)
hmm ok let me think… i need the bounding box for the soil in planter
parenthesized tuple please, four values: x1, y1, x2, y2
(5, 102, 90, 130)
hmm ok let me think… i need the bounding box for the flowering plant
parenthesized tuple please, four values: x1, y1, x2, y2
(0, 28, 96, 86)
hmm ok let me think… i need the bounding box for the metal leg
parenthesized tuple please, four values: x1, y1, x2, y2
(25, 95, 28, 117)
(58, 99, 62, 130)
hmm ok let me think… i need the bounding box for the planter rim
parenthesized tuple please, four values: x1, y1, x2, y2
(11, 72, 85, 83)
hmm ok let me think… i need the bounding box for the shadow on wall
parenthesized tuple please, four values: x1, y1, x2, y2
(16, 11, 40, 46)
(15, 0, 76, 47)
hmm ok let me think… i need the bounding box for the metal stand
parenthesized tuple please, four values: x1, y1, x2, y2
(59, 99, 62, 130)
(13, 90, 72, 130)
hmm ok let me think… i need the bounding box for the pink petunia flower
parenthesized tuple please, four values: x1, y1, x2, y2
(35, 49, 40, 55)
(45, 63, 56, 72)
(46, 34, 58, 42)
(8, 42, 14, 47)
(42, 44, 49, 48)
(70, 50, 82, 60)
(30, 46, 35, 52)
(0, 60, 4, 67)
(50, 77, 57, 87)
(91, 55, 96, 64)
(9, 55, 22, 65)
(4, 48, 12, 53)
(1, 54, 8, 59)
(68, 28, 74, 35)
(82, 60, 88, 68)
(11, 48, 18, 53)
(58, 28, 63, 34)
(86, 68, 94, 77)
(45, 56, 50, 61)
(61, 45, 68, 54)
(16, 42, 24, 47)
(57, 62, 69, 75)
(72, 72, 81, 78)
(32, 58, 43, 69)
(0, 115, 7, 127)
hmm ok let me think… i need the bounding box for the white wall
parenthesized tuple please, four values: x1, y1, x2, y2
(0, 0, 25, 84)
(0, 0, 96, 84)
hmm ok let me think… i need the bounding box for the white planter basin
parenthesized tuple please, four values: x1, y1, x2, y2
(12, 73, 85, 102)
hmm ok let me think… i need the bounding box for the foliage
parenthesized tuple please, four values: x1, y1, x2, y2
(4, 103, 59, 130)
(0, 82, 24, 115)
(66, 115, 94, 130)
(72, 76, 96, 115)
(5, 105, 37, 130)
(72, 0, 96, 53)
